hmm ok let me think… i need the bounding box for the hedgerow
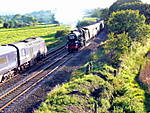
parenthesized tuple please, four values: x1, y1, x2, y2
(35, 74, 114, 113)
(91, 33, 150, 112)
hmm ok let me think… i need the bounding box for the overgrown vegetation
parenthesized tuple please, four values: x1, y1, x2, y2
(76, 17, 98, 27)
(92, 34, 150, 113)
(35, 73, 114, 113)
(109, 1, 150, 24)
(35, 0, 150, 112)
(85, 8, 109, 20)
(108, 10, 147, 39)
(109, 0, 141, 14)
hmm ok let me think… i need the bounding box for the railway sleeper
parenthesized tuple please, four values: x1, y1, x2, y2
(0, 55, 46, 83)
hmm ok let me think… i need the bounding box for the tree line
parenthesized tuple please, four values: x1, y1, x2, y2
(86, 0, 150, 24)
(1, 14, 37, 28)
(0, 10, 59, 28)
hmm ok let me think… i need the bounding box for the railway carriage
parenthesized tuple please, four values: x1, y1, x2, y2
(9, 37, 47, 67)
(0, 46, 18, 82)
(67, 20, 104, 52)
(0, 37, 47, 82)
(0, 20, 104, 82)
(25, 37, 47, 60)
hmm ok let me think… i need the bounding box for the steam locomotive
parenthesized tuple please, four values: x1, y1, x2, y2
(0, 20, 104, 82)
(67, 20, 104, 52)
(0, 37, 47, 82)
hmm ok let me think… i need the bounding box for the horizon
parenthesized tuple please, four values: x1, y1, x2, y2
(0, 0, 149, 25)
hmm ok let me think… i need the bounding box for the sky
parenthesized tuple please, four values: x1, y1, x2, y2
(0, 0, 150, 25)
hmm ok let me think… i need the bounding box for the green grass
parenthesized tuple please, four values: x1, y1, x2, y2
(82, 17, 98, 22)
(0, 24, 3, 28)
(0, 24, 70, 49)
(35, 74, 113, 113)
(34, 26, 150, 113)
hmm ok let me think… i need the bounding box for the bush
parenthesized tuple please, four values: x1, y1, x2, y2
(107, 10, 146, 40)
(55, 30, 69, 38)
(3, 22, 9, 28)
(109, 0, 141, 13)
(97, 32, 131, 66)
(76, 20, 91, 27)
(113, 1, 150, 24)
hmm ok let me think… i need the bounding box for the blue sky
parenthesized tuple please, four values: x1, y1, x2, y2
(0, 0, 149, 25)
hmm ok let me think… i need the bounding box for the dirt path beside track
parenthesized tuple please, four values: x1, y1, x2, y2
(4, 28, 108, 113)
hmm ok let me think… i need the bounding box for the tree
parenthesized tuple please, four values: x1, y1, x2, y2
(76, 20, 91, 27)
(107, 10, 146, 40)
(3, 22, 9, 28)
(50, 14, 59, 24)
(109, 0, 141, 13)
(100, 8, 109, 20)
(117, 2, 150, 24)
(8, 21, 14, 28)
(0, 16, 4, 23)
(86, 8, 109, 20)
(13, 14, 22, 20)
(90, 8, 102, 18)
(101, 33, 131, 66)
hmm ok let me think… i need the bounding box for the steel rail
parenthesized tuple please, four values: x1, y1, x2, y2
(0, 52, 71, 112)
(0, 44, 66, 85)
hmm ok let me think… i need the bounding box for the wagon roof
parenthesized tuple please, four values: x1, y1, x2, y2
(0, 46, 16, 55)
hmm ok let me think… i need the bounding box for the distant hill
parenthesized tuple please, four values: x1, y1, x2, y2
(27, 10, 59, 24)
(0, 10, 59, 28)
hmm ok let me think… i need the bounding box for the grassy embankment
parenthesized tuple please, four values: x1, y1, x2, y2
(0, 24, 70, 50)
(35, 24, 150, 113)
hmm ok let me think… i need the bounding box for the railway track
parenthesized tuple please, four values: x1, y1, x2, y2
(0, 47, 72, 112)
(0, 44, 66, 86)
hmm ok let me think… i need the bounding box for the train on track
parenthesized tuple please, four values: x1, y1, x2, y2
(0, 37, 47, 82)
(67, 20, 104, 52)
(0, 20, 104, 82)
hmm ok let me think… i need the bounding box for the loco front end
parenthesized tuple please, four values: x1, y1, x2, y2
(67, 33, 79, 53)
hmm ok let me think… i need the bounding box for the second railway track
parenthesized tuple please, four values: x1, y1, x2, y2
(0, 44, 73, 112)
(0, 44, 66, 86)
(0, 45, 65, 88)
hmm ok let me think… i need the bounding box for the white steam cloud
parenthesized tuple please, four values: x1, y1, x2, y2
(55, 8, 84, 27)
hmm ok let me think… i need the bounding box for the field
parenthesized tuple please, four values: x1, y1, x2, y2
(82, 17, 98, 22)
(0, 24, 70, 49)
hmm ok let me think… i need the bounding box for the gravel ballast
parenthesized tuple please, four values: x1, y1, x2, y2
(4, 29, 108, 113)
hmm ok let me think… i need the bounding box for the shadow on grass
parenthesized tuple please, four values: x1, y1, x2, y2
(41, 33, 56, 39)
(41, 34, 67, 50)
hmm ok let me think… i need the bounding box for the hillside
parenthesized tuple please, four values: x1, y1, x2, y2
(35, 28, 150, 113)
(27, 10, 59, 24)
(35, 0, 150, 113)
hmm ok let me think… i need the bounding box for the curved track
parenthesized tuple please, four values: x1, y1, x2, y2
(0, 44, 72, 112)
(0, 44, 66, 86)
